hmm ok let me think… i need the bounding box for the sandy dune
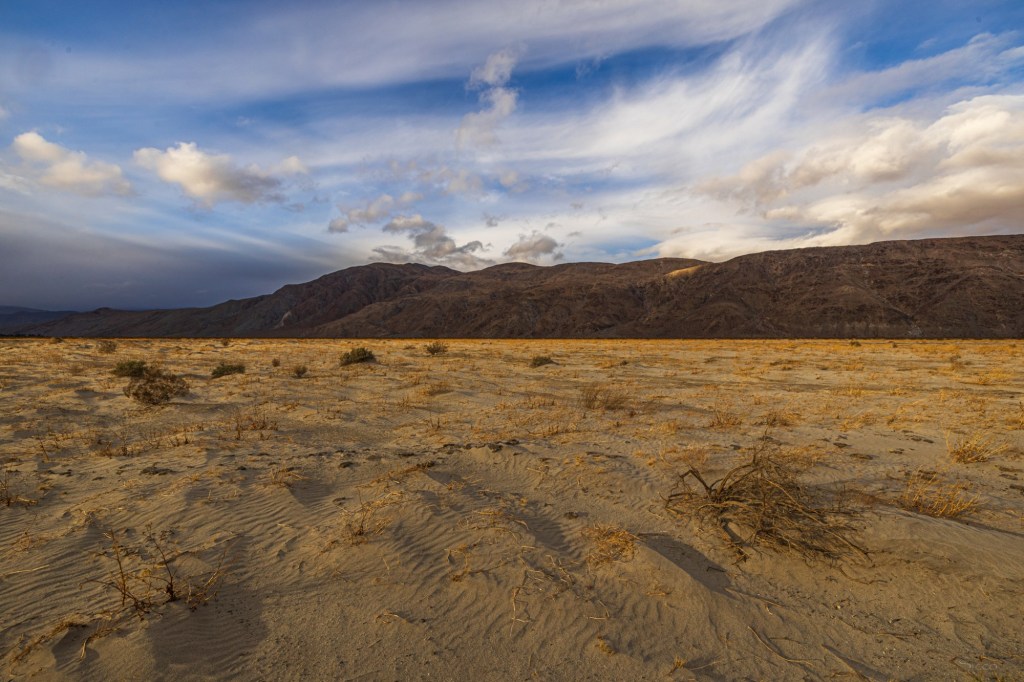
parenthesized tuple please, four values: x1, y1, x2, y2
(1, 338, 1022, 680)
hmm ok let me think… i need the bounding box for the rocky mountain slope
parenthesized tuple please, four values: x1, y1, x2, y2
(22, 235, 1024, 338)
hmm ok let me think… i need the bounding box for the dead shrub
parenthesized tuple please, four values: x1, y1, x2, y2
(96, 340, 118, 354)
(211, 362, 245, 378)
(665, 439, 863, 562)
(578, 384, 629, 411)
(292, 364, 308, 378)
(123, 368, 189, 405)
(425, 341, 448, 355)
(529, 355, 555, 368)
(92, 529, 229, 616)
(340, 347, 376, 366)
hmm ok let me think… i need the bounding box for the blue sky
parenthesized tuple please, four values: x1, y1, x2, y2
(1, 0, 1023, 309)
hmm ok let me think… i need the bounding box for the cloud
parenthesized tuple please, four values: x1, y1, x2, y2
(378, 214, 491, 267)
(134, 142, 305, 206)
(0, 104, 8, 120)
(469, 46, 522, 88)
(695, 94, 1024, 247)
(503, 231, 562, 262)
(9, 131, 132, 196)
(458, 49, 522, 149)
(328, 191, 423, 233)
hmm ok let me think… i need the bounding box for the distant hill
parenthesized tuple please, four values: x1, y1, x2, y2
(21, 235, 1024, 338)
(0, 306, 77, 334)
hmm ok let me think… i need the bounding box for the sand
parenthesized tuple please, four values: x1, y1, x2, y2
(1, 338, 1022, 680)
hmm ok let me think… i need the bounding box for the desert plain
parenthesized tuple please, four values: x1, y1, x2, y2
(1, 337, 1022, 680)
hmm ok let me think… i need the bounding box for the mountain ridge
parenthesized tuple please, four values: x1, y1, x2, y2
(19, 235, 1024, 338)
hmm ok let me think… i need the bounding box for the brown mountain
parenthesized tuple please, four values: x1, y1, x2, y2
(23, 235, 1024, 338)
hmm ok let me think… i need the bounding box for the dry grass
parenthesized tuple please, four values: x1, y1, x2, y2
(898, 470, 979, 518)
(946, 431, 1009, 464)
(708, 404, 742, 430)
(1, 468, 38, 508)
(339, 491, 405, 544)
(581, 524, 638, 567)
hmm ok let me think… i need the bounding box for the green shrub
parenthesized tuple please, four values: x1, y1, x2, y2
(292, 365, 308, 378)
(124, 368, 189, 405)
(425, 341, 448, 356)
(211, 362, 246, 378)
(340, 347, 375, 366)
(97, 340, 118, 354)
(530, 355, 555, 368)
(113, 360, 149, 378)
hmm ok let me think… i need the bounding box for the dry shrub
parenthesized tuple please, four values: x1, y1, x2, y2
(582, 524, 638, 567)
(708, 404, 742, 429)
(340, 491, 404, 544)
(756, 408, 796, 427)
(425, 341, 448, 355)
(529, 355, 555, 368)
(340, 347, 375, 366)
(93, 530, 229, 616)
(946, 431, 1009, 464)
(578, 384, 629, 411)
(898, 470, 979, 518)
(96, 340, 118, 354)
(112, 360, 148, 378)
(665, 439, 862, 561)
(123, 368, 189, 405)
(419, 380, 452, 396)
(211, 362, 245, 378)
(292, 364, 308, 378)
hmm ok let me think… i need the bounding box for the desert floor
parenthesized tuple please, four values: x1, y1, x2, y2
(1, 338, 1022, 681)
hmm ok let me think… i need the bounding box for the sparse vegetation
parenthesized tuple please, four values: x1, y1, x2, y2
(578, 384, 629, 410)
(946, 431, 1008, 464)
(340, 347, 376, 366)
(582, 524, 638, 567)
(92, 529, 228, 615)
(898, 470, 979, 518)
(113, 360, 148, 378)
(123, 367, 190, 405)
(211, 362, 246, 378)
(530, 355, 555, 368)
(425, 341, 448, 355)
(1, 468, 38, 508)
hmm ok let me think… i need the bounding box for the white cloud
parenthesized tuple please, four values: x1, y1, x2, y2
(10, 131, 132, 196)
(469, 46, 522, 88)
(458, 49, 523, 149)
(694, 94, 1024, 248)
(0, 104, 8, 120)
(328, 191, 422, 233)
(134, 142, 303, 205)
(504, 231, 562, 262)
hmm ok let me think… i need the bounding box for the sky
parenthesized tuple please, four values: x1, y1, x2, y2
(1, 0, 1023, 310)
